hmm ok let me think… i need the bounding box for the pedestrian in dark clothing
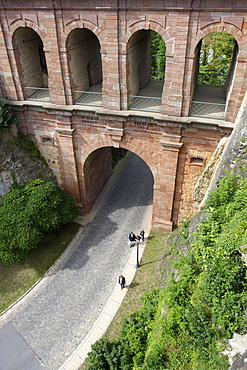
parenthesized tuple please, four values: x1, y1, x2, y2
(136, 234, 141, 242)
(128, 232, 136, 247)
(119, 275, 126, 289)
(139, 229, 145, 242)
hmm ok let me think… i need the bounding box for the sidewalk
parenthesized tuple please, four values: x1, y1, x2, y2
(59, 226, 151, 370)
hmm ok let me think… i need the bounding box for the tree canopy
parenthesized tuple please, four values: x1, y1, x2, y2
(199, 32, 236, 85)
(0, 179, 78, 263)
(151, 31, 166, 81)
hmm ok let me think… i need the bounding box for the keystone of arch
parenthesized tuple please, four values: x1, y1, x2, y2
(106, 126, 124, 148)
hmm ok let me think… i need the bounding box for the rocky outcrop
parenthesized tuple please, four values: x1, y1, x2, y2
(0, 125, 56, 197)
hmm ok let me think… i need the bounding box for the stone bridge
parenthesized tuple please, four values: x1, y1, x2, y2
(1, 0, 247, 230)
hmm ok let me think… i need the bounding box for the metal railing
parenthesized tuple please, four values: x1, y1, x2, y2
(73, 90, 102, 106)
(189, 101, 225, 120)
(129, 95, 161, 112)
(24, 87, 50, 101)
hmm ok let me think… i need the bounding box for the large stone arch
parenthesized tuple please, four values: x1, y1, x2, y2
(81, 138, 159, 180)
(78, 138, 157, 217)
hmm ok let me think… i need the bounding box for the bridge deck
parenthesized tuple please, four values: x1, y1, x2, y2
(190, 84, 226, 119)
(24, 81, 226, 119)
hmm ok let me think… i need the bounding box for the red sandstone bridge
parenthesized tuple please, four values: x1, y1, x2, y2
(1, 0, 247, 229)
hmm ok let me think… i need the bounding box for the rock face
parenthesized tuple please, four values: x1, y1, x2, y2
(230, 350, 247, 370)
(0, 125, 56, 197)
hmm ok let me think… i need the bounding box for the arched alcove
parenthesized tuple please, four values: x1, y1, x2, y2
(66, 28, 102, 106)
(82, 147, 154, 216)
(127, 30, 166, 113)
(12, 27, 49, 101)
(190, 31, 237, 120)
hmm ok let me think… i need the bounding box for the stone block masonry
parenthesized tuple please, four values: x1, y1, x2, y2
(1, 0, 245, 229)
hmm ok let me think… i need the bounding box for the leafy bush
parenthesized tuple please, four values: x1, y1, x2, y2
(0, 179, 78, 263)
(0, 98, 17, 132)
(86, 289, 159, 370)
(86, 338, 132, 370)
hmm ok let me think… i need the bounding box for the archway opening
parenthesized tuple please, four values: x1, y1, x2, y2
(127, 30, 166, 112)
(13, 27, 49, 101)
(82, 148, 154, 222)
(190, 31, 237, 119)
(66, 28, 102, 106)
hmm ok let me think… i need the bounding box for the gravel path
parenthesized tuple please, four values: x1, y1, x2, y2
(4, 153, 154, 370)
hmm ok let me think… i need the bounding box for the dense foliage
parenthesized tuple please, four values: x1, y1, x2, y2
(86, 289, 159, 370)
(151, 31, 166, 81)
(0, 179, 78, 263)
(86, 172, 247, 369)
(0, 98, 17, 132)
(199, 32, 235, 85)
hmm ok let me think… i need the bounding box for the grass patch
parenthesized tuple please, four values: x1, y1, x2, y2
(0, 221, 81, 314)
(105, 230, 169, 340)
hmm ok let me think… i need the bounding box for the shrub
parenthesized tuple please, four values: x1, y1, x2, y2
(0, 98, 17, 133)
(0, 179, 78, 263)
(86, 338, 132, 370)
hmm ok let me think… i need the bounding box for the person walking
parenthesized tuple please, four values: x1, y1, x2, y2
(139, 229, 145, 242)
(128, 232, 136, 247)
(118, 275, 126, 290)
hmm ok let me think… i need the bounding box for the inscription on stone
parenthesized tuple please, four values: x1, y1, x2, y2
(82, 116, 99, 124)
(133, 121, 152, 130)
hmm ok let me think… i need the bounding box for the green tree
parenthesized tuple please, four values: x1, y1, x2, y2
(0, 179, 78, 263)
(87, 338, 132, 370)
(151, 31, 166, 80)
(0, 98, 17, 132)
(199, 32, 235, 85)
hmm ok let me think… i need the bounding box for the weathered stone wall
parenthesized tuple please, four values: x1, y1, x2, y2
(1, 0, 246, 229)
(0, 125, 56, 198)
(1, 0, 247, 117)
(84, 147, 112, 212)
(11, 103, 232, 228)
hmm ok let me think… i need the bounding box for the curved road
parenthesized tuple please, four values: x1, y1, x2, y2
(0, 153, 154, 370)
